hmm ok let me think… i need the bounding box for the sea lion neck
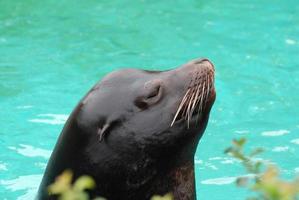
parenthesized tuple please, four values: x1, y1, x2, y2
(138, 161, 196, 200)
(168, 162, 196, 200)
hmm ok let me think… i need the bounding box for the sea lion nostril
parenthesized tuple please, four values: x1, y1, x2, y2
(193, 58, 210, 64)
(193, 59, 215, 73)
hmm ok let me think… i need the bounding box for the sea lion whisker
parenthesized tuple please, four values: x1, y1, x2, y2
(187, 73, 202, 126)
(188, 87, 199, 126)
(170, 89, 191, 126)
(204, 75, 210, 107)
(182, 86, 195, 120)
(199, 81, 207, 119)
(186, 87, 198, 128)
(189, 84, 199, 111)
(190, 83, 201, 119)
(186, 87, 197, 128)
(188, 87, 197, 112)
(206, 75, 210, 100)
(200, 81, 206, 111)
(191, 83, 201, 113)
(172, 87, 192, 124)
(183, 89, 194, 115)
(195, 85, 205, 123)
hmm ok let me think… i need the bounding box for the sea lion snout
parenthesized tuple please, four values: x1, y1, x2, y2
(193, 58, 214, 66)
(170, 58, 215, 127)
(188, 58, 215, 76)
(173, 58, 215, 85)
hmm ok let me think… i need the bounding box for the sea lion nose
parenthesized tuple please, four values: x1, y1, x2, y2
(194, 58, 214, 67)
(193, 58, 215, 73)
(193, 58, 209, 64)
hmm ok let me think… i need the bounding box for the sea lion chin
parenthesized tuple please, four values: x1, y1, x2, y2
(37, 58, 216, 200)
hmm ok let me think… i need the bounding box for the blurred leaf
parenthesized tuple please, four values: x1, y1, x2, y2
(233, 138, 247, 147)
(151, 193, 174, 200)
(60, 190, 89, 200)
(73, 175, 96, 191)
(226, 138, 299, 200)
(93, 198, 107, 200)
(246, 197, 259, 200)
(236, 177, 249, 187)
(253, 161, 263, 173)
(249, 148, 264, 157)
(48, 170, 73, 195)
(48, 170, 104, 200)
(252, 166, 299, 200)
(224, 147, 233, 154)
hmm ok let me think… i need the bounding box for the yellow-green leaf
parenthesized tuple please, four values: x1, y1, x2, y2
(73, 175, 96, 191)
(151, 193, 173, 200)
(48, 170, 73, 195)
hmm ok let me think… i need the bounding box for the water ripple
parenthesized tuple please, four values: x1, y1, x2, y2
(8, 144, 51, 159)
(291, 138, 299, 145)
(272, 146, 289, 152)
(201, 174, 255, 185)
(28, 114, 68, 125)
(0, 174, 42, 200)
(285, 39, 296, 45)
(201, 176, 236, 185)
(0, 162, 8, 171)
(261, 130, 289, 137)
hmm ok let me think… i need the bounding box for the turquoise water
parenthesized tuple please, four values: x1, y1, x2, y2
(0, 0, 299, 199)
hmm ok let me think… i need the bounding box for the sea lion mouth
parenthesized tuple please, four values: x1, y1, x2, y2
(171, 59, 215, 128)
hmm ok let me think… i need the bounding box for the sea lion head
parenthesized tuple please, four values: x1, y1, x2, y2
(38, 58, 216, 200)
(76, 58, 215, 167)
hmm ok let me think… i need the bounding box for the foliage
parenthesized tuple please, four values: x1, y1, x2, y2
(48, 170, 106, 200)
(225, 138, 299, 200)
(150, 193, 174, 200)
(48, 138, 299, 200)
(48, 170, 173, 200)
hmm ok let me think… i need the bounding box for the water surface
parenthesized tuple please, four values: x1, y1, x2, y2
(0, 0, 299, 199)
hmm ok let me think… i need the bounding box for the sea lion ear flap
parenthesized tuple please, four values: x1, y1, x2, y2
(97, 123, 110, 142)
(134, 80, 163, 110)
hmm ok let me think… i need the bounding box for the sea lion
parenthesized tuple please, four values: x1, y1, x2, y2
(37, 58, 216, 200)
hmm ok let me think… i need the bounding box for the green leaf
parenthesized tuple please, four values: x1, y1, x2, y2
(73, 175, 96, 191)
(236, 177, 249, 187)
(150, 193, 173, 200)
(48, 170, 73, 195)
(224, 147, 233, 154)
(93, 198, 107, 200)
(60, 190, 89, 200)
(253, 161, 263, 174)
(249, 148, 264, 157)
(233, 138, 247, 147)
